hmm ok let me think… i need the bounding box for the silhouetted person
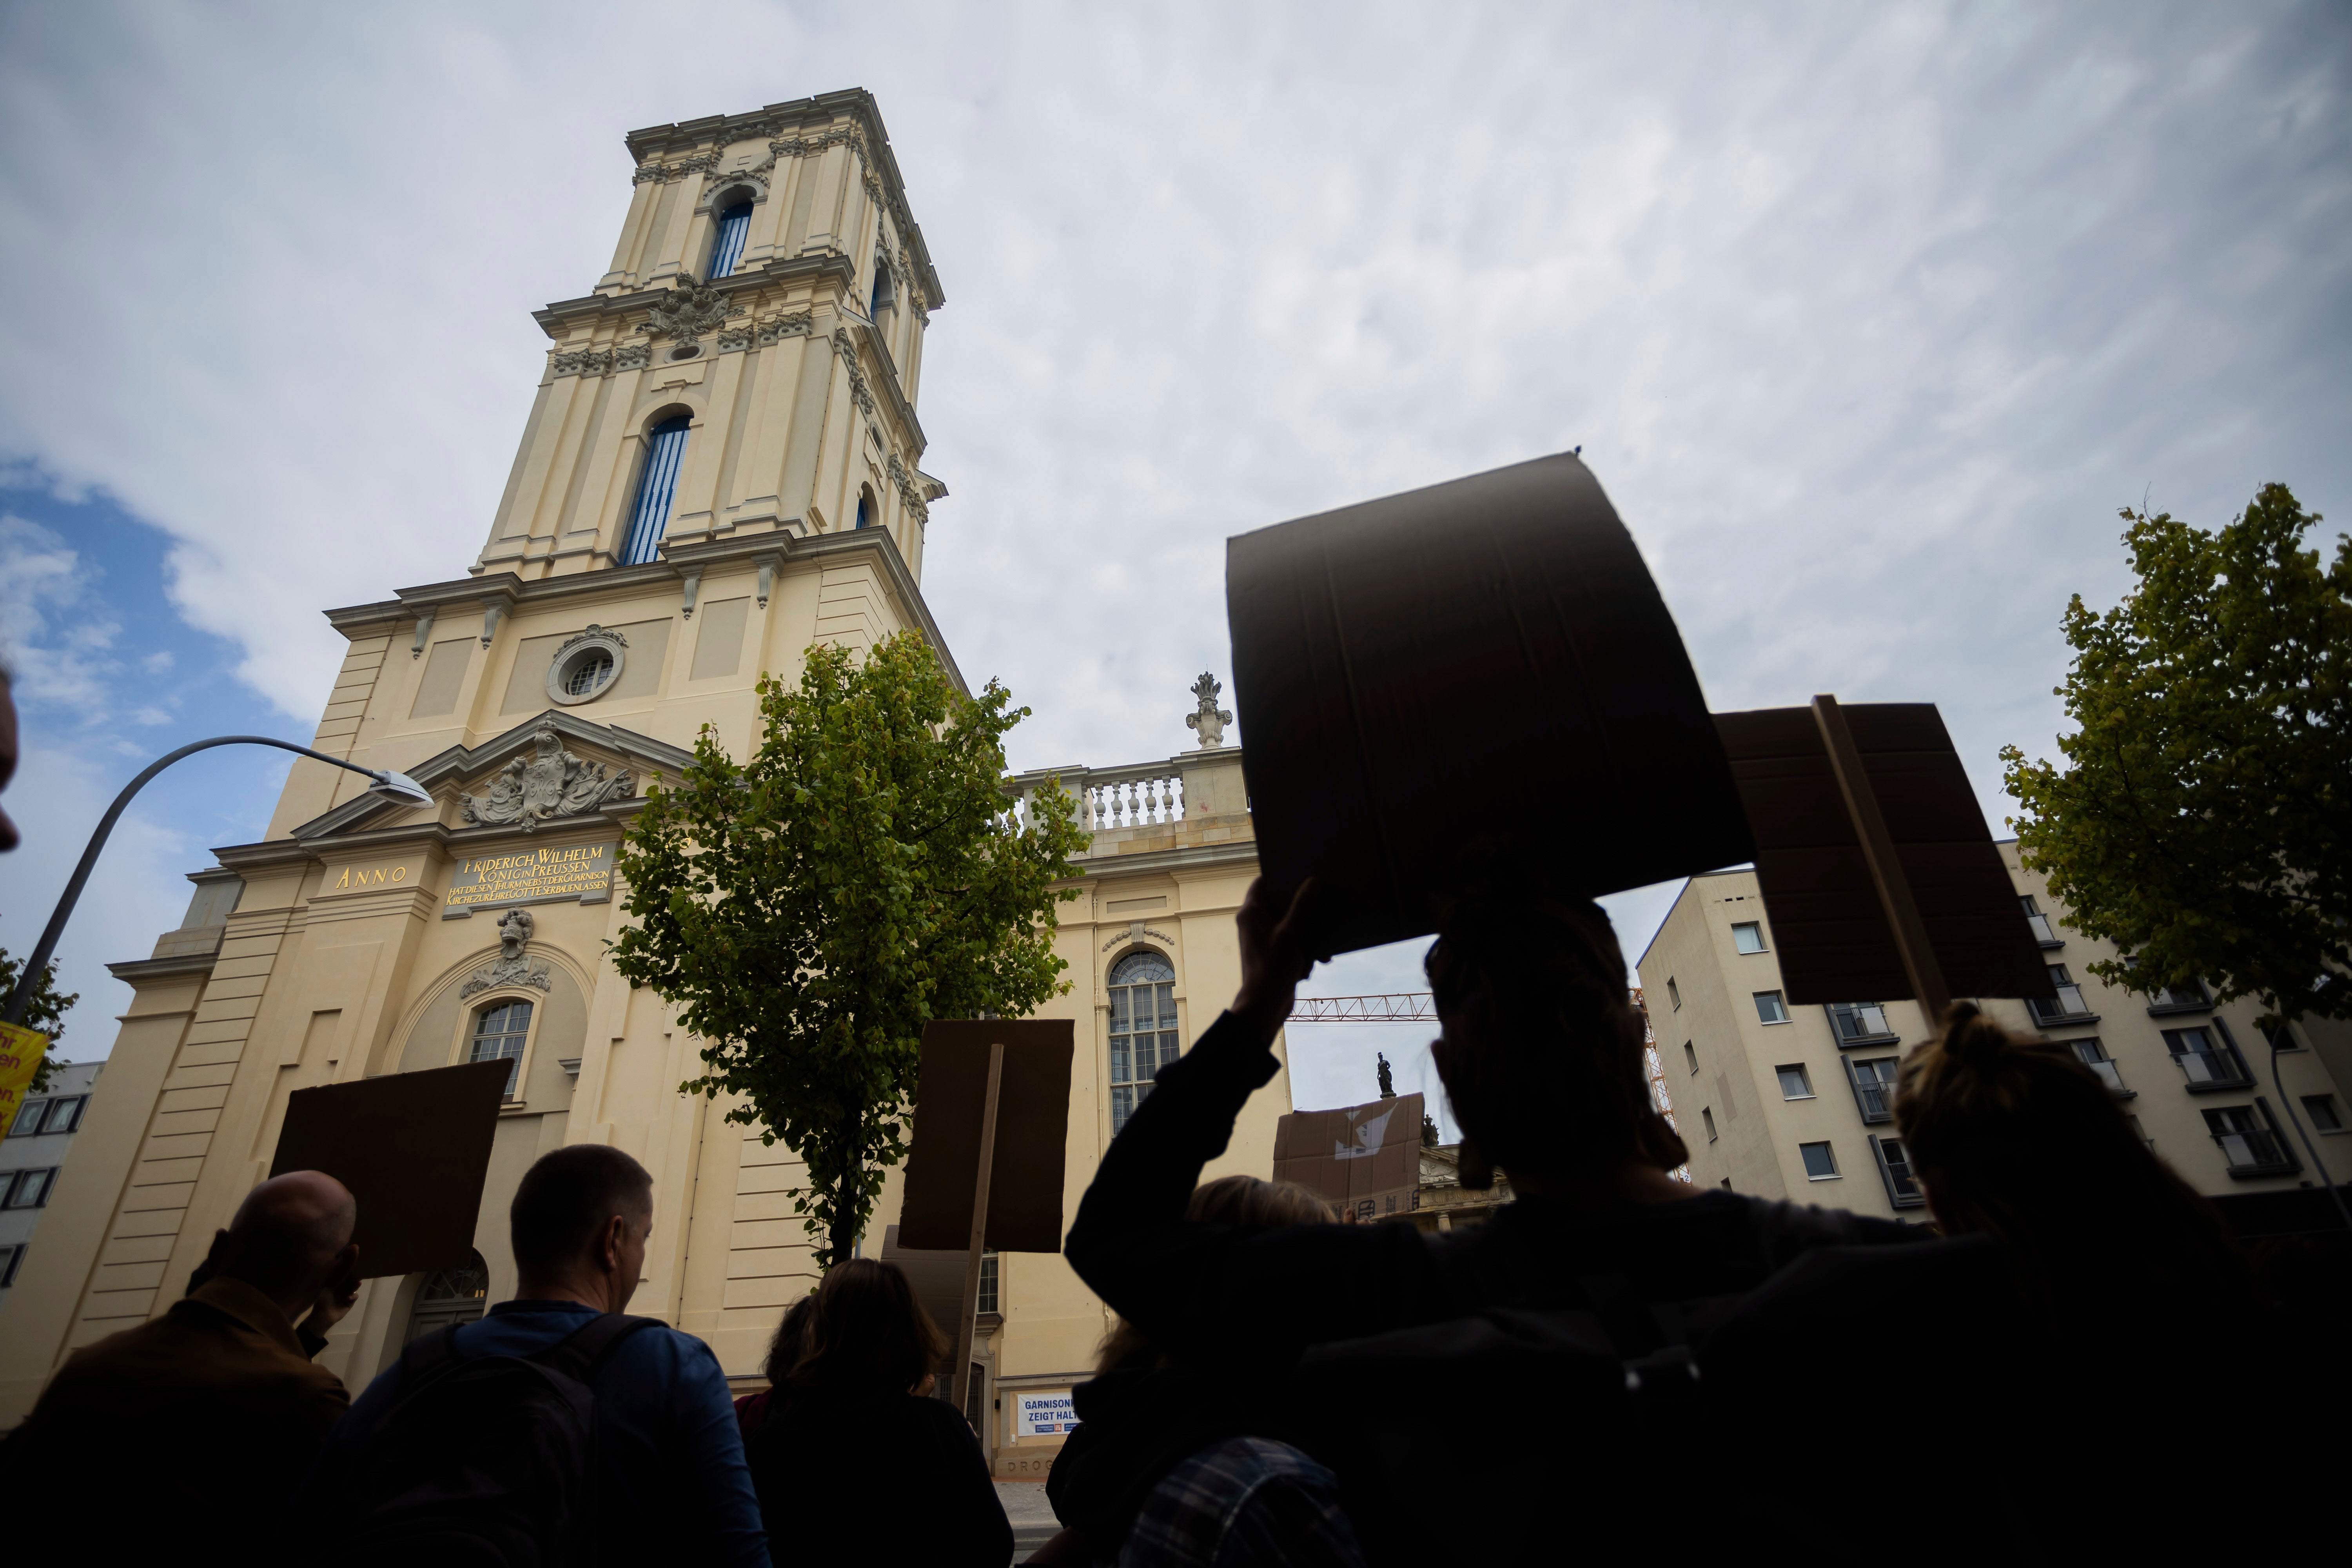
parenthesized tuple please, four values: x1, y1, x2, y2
(0, 666, 20, 851)
(1064, 873, 1924, 1563)
(745, 1258, 1011, 1568)
(6, 1171, 361, 1557)
(1890, 1002, 2283, 1557)
(317, 1144, 768, 1565)
(734, 1292, 814, 1442)
(1042, 1176, 1353, 1566)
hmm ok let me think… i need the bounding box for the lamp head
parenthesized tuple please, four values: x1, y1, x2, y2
(367, 770, 434, 808)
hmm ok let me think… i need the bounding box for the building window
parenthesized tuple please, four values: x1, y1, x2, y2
(871, 258, 896, 320)
(1798, 1141, 1839, 1180)
(1848, 1056, 1900, 1123)
(976, 1250, 999, 1316)
(0, 1241, 24, 1287)
(2029, 965, 2096, 1026)
(7, 1099, 48, 1136)
(1108, 951, 1179, 1135)
(855, 490, 876, 531)
(2065, 1038, 2129, 1096)
(2163, 1024, 2250, 1091)
(2145, 981, 2210, 1016)
(1775, 1063, 1814, 1100)
(1683, 1040, 1698, 1075)
(2303, 1095, 2345, 1134)
(708, 200, 753, 280)
(43, 1096, 86, 1133)
(2202, 1102, 2297, 1176)
(468, 1001, 534, 1101)
(1702, 1107, 1718, 1142)
(404, 1250, 491, 1343)
(1, 1168, 56, 1209)
(620, 416, 691, 567)
(1731, 922, 1767, 955)
(1753, 991, 1790, 1025)
(2019, 895, 2060, 947)
(1666, 977, 1681, 1011)
(1825, 1002, 1896, 1045)
(1871, 1136, 1925, 1207)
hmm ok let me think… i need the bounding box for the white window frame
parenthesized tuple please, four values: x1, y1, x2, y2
(1754, 991, 1791, 1025)
(451, 992, 546, 1106)
(1106, 947, 1181, 1137)
(1775, 1063, 1815, 1100)
(1731, 921, 1767, 955)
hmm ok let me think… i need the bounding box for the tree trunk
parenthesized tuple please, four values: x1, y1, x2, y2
(824, 1108, 863, 1269)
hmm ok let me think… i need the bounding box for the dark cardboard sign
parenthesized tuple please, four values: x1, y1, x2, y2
(896, 1020, 1074, 1254)
(267, 1059, 510, 1278)
(1715, 704, 2054, 1005)
(1226, 452, 1754, 955)
(1273, 1093, 1425, 1225)
(878, 1223, 972, 1372)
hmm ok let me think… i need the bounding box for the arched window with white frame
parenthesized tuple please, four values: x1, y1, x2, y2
(1107, 950, 1179, 1134)
(708, 199, 753, 280)
(621, 415, 691, 566)
(403, 1249, 490, 1343)
(468, 998, 533, 1101)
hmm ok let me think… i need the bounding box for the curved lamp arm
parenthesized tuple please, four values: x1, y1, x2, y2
(4, 737, 432, 1027)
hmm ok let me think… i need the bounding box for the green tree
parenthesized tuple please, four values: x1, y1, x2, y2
(608, 633, 1088, 1268)
(2001, 483, 2350, 1026)
(1, 946, 78, 1096)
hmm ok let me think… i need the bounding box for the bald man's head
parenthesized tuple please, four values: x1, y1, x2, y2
(209, 1171, 358, 1317)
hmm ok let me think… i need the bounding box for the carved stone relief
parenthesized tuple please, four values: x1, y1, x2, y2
(459, 722, 635, 833)
(641, 276, 743, 345)
(459, 907, 554, 998)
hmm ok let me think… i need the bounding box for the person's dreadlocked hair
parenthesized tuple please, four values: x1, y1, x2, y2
(1424, 867, 1685, 1183)
(1896, 1003, 2253, 1308)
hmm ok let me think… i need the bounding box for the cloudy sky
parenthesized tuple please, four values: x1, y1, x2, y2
(3, 1, 2346, 1125)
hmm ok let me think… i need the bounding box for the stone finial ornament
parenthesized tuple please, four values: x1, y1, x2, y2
(459, 723, 635, 833)
(1185, 672, 1232, 750)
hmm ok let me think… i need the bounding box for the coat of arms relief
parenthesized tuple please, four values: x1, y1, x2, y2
(459, 907, 553, 999)
(459, 723, 635, 833)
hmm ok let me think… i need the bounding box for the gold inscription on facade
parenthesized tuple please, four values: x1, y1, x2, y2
(331, 865, 408, 889)
(445, 842, 616, 910)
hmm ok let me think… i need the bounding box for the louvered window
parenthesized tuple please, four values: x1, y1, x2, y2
(708, 201, 753, 279)
(621, 417, 691, 566)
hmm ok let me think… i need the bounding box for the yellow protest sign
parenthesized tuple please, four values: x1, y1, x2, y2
(0, 1020, 52, 1129)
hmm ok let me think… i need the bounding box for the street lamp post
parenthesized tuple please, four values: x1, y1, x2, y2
(3, 736, 432, 1027)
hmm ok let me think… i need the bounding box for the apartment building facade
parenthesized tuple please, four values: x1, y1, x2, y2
(1, 1061, 103, 1304)
(1639, 842, 2352, 1219)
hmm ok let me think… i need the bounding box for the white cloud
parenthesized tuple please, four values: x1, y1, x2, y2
(0, 514, 122, 713)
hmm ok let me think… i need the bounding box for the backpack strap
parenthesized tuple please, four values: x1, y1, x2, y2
(397, 1322, 467, 1388)
(533, 1313, 665, 1384)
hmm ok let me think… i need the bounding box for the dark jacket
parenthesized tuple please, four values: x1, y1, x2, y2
(748, 1387, 1012, 1567)
(5, 1277, 350, 1556)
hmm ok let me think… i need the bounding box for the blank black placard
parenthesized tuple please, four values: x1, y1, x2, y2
(897, 1020, 1074, 1254)
(268, 1058, 510, 1279)
(1715, 704, 2055, 1005)
(1226, 452, 1754, 955)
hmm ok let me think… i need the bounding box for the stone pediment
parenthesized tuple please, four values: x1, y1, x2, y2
(291, 711, 697, 842)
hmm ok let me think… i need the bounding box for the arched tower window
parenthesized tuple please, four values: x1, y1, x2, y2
(621, 416, 691, 566)
(469, 999, 533, 1101)
(870, 258, 895, 321)
(855, 489, 876, 531)
(403, 1249, 490, 1343)
(1107, 950, 1178, 1134)
(708, 200, 753, 280)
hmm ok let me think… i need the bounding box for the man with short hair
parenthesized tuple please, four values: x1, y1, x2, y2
(325, 1143, 770, 1565)
(7, 1171, 364, 1552)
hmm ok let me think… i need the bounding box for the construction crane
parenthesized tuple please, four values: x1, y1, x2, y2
(1286, 993, 1437, 1023)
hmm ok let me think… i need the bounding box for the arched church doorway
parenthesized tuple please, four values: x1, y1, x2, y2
(403, 1249, 490, 1343)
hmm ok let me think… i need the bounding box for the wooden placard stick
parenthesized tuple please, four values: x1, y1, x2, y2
(951, 1040, 1005, 1425)
(1810, 693, 1953, 1021)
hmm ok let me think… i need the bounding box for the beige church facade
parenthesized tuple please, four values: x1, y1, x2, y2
(0, 90, 1292, 1474)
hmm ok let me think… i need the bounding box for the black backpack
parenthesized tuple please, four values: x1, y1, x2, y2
(322, 1312, 662, 1567)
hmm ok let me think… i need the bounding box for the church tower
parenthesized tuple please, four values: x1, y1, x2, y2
(3, 94, 1291, 1484)
(0, 89, 972, 1414)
